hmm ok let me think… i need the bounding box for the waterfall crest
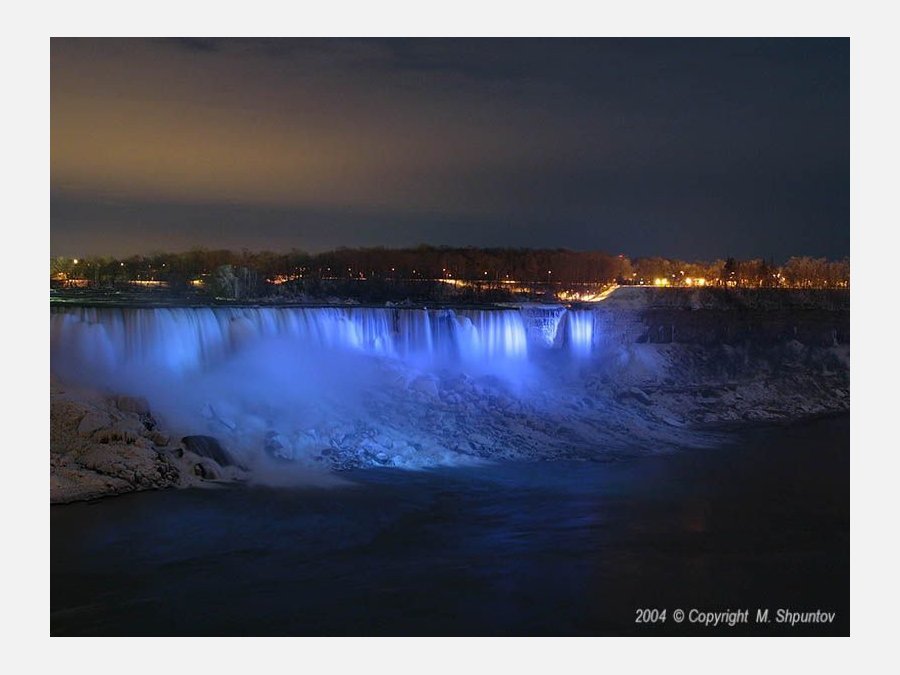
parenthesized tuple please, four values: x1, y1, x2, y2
(51, 305, 597, 377)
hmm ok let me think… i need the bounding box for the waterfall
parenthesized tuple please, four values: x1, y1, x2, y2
(50, 304, 611, 469)
(50, 305, 597, 378)
(555, 309, 595, 357)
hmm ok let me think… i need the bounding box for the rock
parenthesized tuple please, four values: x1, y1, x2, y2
(661, 415, 686, 427)
(149, 430, 170, 446)
(264, 431, 292, 460)
(617, 387, 652, 405)
(214, 416, 237, 432)
(115, 395, 151, 416)
(411, 376, 439, 397)
(375, 434, 394, 449)
(449, 374, 472, 392)
(784, 339, 806, 359)
(77, 411, 110, 437)
(93, 418, 145, 444)
(181, 435, 235, 466)
(193, 462, 219, 480)
(52, 387, 244, 504)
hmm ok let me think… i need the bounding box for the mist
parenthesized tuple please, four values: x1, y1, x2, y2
(50, 305, 630, 480)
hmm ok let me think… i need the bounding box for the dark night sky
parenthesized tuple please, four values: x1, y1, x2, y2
(50, 38, 849, 261)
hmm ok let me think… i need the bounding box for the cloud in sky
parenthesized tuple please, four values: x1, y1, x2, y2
(51, 38, 849, 259)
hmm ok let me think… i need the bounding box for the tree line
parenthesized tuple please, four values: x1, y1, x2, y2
(50, 246, 850, 298)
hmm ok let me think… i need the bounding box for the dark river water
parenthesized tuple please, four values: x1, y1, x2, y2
(51, 415, 849, 636)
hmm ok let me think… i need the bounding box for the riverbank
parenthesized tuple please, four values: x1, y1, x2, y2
(50, 284, 849, 310)
(50, 381, 247, 503)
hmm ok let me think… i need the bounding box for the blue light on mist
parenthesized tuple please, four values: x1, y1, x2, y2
(51, 305, 605, 471)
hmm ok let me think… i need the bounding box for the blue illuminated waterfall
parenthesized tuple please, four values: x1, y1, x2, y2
(50, 305, 612, 469)
(554, 310, 595, 358)
(50, 305, 598, 378)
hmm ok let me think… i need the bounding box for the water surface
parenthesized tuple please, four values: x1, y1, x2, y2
(51, 415, 849, 635)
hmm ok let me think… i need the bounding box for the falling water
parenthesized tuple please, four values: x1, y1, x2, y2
(555, 309, 595, 357)
(50, 305, 596, 378)
(50, 305, 607, 469)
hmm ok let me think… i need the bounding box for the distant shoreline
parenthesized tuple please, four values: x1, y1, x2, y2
(50, 285, 850, 311)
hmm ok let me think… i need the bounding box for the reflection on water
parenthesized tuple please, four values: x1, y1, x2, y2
(51, 416, 849, 636)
